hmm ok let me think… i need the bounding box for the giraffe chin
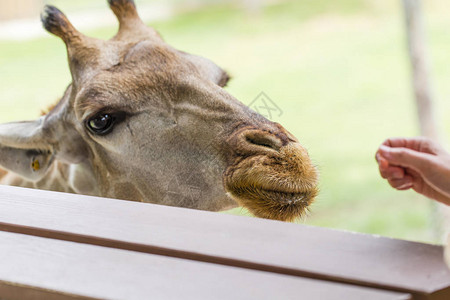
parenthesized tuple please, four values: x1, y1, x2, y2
(226, 185, 318, 222)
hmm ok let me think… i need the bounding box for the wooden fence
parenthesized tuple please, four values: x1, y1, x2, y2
(0, 185, 449, 299)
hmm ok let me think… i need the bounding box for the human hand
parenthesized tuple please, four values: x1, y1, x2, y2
(375, 137, 450, 206)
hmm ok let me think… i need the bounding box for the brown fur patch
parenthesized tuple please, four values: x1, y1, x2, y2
(0, 168, 7, 179)
(113, 182, 144, 202)
(41, 103, 58, 116)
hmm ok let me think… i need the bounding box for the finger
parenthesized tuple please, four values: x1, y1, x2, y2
(382, 137, 409, 148)
(376, 153, 406, 179)
(382, 137, 439, 155)
(378, 145, 435, 173)
(387, 176, 414, 190)
(379, 164, 405, 179)
(375, 152, 389, 168)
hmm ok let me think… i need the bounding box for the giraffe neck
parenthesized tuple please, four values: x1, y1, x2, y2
(0, 160, 99, 196)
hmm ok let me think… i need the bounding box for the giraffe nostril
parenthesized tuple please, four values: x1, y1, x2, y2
(244, 131, 282, 152)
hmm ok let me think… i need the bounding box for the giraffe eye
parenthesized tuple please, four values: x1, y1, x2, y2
(87, 113, 115, 135)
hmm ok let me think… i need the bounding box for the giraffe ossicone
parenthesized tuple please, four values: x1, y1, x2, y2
(0, 0, 318, 221)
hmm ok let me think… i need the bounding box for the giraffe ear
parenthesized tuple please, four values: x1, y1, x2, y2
(0, 118, 55, 181)
(182, 52, 231, 87)
(0, 116, 87, 182)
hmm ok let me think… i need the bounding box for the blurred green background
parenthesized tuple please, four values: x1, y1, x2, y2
(0, 0, 449, 243)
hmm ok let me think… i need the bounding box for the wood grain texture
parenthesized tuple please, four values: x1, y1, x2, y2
(0, 231, 411, 300)
(0, 185, 448, 299)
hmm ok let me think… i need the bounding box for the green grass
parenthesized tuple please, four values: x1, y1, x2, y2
(1, 0, 449, 243)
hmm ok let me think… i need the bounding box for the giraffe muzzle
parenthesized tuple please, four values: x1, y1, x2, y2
(224, 125, 319, 221)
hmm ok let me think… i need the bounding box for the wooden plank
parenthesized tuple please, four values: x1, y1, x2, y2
(0, 231, 411, 300)
(0, 185, 448, 299)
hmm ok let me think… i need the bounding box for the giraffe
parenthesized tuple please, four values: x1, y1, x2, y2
(0, 0, 318, 221)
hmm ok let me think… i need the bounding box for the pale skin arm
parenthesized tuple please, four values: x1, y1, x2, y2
(375, 137, 450, 206)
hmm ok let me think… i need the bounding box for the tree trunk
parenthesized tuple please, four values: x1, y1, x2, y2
(403, 0, 440, 140)
(403, 0, 449, 256)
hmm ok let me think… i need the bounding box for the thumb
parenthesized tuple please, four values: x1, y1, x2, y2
(378, 145, 435, 173)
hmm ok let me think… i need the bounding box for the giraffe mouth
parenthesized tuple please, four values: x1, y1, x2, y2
(225, 184, 317, 222)
(223, 151, 318, 222)
(224, 124, 319, 221)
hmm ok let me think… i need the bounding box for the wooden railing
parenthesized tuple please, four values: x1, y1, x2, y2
(0, 185, 449, 299)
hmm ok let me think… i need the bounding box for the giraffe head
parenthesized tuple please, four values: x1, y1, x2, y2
(0, 0, 318, 221)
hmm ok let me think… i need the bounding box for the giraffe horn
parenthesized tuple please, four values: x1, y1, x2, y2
(41, 5, 82, 44)
(108, 0, 161, 41)
(109, 0, 144, 37)
(108, 0, 141, 25)
(41, 5, 104, 85)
